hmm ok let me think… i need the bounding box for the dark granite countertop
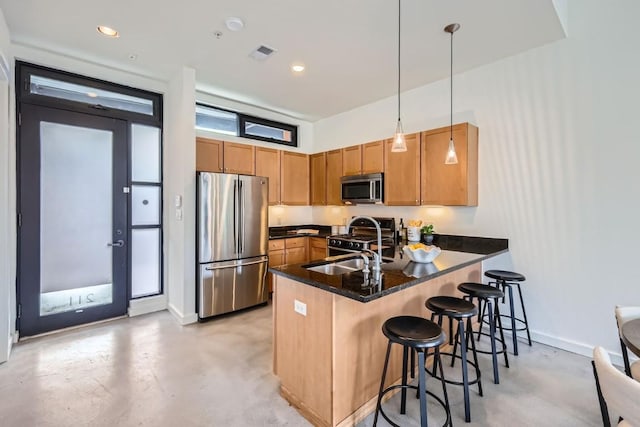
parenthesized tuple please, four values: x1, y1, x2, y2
(270, 243, 508, 303)
(269, 225, 332, 239)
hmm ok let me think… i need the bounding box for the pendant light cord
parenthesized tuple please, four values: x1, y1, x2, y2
(450, 29, 453, 141)
(397, 0, 401, 122)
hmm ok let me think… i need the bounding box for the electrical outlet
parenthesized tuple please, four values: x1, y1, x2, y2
(294, 299, 307, 316)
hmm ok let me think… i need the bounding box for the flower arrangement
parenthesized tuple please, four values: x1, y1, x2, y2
(421, 224, 434, 235)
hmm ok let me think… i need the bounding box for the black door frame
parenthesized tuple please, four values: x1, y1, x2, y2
(15, 61, 164, 337)
(17, 104, 129, 336)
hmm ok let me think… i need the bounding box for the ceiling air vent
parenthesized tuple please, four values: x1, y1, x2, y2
(249, 45, 277, 61)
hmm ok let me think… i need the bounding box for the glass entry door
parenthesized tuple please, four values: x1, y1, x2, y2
(18, 104, 128, 336)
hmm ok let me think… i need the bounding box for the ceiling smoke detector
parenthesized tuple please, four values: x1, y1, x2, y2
(249, 45, 277, 61)
(225, 17, 244, 32)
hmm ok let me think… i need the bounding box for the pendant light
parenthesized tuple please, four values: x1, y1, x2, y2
(391, 0, 407, 152)
(444, 23, 460, 165)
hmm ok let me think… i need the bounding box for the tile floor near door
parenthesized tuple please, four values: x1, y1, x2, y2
(0, 304, 604, 426)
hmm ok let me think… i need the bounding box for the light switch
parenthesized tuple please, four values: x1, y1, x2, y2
(175, 208, 183, 221)
(174, 195, 182, 208)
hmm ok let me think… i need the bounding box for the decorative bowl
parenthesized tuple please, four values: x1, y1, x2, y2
(402, 244, 442, 263)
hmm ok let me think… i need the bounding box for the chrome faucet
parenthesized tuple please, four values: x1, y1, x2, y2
(346, 216, 383, 283)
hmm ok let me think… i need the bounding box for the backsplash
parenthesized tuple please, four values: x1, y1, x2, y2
(268, 206, 314, 227)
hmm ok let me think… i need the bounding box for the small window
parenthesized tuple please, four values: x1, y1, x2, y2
(195, 104, 238, 135)
(239, 115, 297, 147)
(29, 75, 155, 115)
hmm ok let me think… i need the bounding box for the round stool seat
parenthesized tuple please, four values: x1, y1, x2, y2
(458, 282, 504, 299)
(485, 269, 526, 282)
(382, 316, 445, 349)
(426, 296, 478, 318)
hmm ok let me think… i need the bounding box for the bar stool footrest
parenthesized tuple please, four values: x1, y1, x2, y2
(378, 384, 451, 427)
(474, 330, 509, 357)
(427, 351, 482, 387)
(481, 313, 529, 332)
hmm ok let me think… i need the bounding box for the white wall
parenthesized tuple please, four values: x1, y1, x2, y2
(165, 67, 197, 324)
(0, 8, 12, 362)
(313, 0, 640, 360)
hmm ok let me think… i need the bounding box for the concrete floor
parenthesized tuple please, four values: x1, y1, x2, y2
(0, 304, 604, 426)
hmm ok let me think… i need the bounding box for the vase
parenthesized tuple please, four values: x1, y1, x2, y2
(421, 233, 434, 245)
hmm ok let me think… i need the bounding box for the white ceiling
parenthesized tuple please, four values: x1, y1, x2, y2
(0, 1, 566, 121)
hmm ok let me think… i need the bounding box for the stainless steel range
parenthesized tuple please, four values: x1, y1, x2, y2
(327, 217, 396, 259)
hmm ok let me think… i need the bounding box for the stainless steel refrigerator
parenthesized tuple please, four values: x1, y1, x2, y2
(197, 172, 269, 320)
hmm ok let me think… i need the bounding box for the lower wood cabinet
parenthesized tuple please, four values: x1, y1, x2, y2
(267, 237, 309, 293)
(309, 237, 328, 261)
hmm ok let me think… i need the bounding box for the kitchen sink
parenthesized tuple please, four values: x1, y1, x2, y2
(303, 258, 367, 275)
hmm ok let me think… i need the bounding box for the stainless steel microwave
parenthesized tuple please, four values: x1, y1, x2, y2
(341, 173, 384, 204)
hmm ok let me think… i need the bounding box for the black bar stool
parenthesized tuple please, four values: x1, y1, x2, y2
(425, 296, 483, 423)
(374, 316, 452, 427)
(484, 269, 531, 355)
(457, 282, 509, 384)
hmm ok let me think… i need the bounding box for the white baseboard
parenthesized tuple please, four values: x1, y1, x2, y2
(128, 294, 167, 317)
(0, 334, 11, 364)
(524, 329, 632, 368)
(167, 303, 198, 325)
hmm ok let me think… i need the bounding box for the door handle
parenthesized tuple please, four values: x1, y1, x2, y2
(107, 240, 125, 247)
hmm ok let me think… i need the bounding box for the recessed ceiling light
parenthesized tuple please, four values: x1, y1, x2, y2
(225, 17, 244, 32)
(97, 26, 119, 38)
(291, 64, 305, 73)
(87, 92, 98, 98)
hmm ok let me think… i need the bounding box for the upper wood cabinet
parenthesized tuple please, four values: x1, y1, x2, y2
(195, 137, 254, 175)
(281, 151, 310, 205)
(362, 140, 385, 174)
(310, 153, 327, 205)
(196, 137, 224, 172)
(384, 133, 421, 206)
(223, 142, 255, 175)
(420, 123, 478, 206)
(326, 149, 343, 205)
(255, 147, 281, 205)
(342, 145, 362, 176)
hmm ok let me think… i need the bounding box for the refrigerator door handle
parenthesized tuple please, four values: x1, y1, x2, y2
(233, 179, 239, 255)
(239, 179, 245, 255)
(205, 257, 268, 270)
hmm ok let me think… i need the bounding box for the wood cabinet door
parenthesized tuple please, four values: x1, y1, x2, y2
(310, 153, 326, 205)
(281, 152, 309, 205)
(420, 123, 478, 206)
(384, 133, 421, 205)
(286, 246, 307, 264)
(196, 137, 224, 172)
(362, 140, 384, 174)
(309, 237, 327, 261)
(223, 142, 255, 175)
(267, 248, 286, 293)
(326, 149, 343, 205)
(269, 249, 286, 266)
(342, 145, 362, 176)
(256, 147, 282, 205)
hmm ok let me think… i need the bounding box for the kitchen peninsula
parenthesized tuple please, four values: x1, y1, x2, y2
(269, 238, 507, 427)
